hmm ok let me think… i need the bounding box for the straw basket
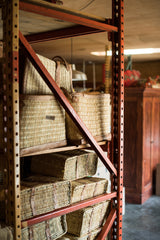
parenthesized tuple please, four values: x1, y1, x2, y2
(65, 92, 111, 144)
(21, 175, 70, 220)
(71, 177, 108, 204)
(30, 150, 98, 180)
(20, 95, 66, 155)
(58, 228, 108, 240)
(0, 225, 13, 240)
(22, 54, 73, 94)
(0, 215, 67, 240)
(21, 215, 67, 240)
(66, 201, 110, 237)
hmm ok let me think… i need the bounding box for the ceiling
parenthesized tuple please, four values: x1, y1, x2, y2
(2, 0, 160, 63)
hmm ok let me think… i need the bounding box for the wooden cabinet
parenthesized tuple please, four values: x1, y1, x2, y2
(124, 88, 160, 204)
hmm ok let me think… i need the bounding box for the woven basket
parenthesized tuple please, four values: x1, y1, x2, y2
(71, 177, 108, 204)
(0, 215, 67, 240)
(22, 215, 67, 240)
(22, 54, 73, 94)
(21, 175, 70, 220)
(66, 201, 110, 237)
(65, 92, 111, 142)
(58, 228, 105, 240)
(30, 150, 98, 180)
(20, 95, 66, 152)
(0, 225, 13, 240)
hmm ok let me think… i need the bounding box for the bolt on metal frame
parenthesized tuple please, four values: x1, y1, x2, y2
(2, 0, 124, 239)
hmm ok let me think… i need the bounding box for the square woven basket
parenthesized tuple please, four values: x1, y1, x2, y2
(71, 177, 108, 204)
(66, 201, 110, 237)
(20, 95, 66, 155)
(65, 92, 111, 144)
(30, 150, 98, 180)
(21, 175, 70, 220)
(22, 54, 73, 94)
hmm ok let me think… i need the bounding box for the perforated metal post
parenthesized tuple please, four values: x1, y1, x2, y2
(111, 0, 124, 239)
(3, 1, 21, 239)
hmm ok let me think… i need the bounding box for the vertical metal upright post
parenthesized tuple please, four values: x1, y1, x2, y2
(111, 0, 124, 239)
(3, 1, 21, 239)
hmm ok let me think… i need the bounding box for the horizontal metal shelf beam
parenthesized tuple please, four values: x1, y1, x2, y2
(21, 192, 117, 228)
(19, 1, 118, 32)
(26, 25, 105, 44)
(97, 208, 117, 240)
(19, 31, 117, 176)
(20, 140, 109, 157)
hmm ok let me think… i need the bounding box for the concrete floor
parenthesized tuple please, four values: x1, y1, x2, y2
(122, 196, 160, 240)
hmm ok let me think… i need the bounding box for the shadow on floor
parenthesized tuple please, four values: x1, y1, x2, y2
(122, 195, 160, 240)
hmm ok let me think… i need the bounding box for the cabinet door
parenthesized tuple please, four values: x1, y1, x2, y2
(151, 97, 160, 191)
(143, 98, 152, 196)
(124, 96, 143, 203)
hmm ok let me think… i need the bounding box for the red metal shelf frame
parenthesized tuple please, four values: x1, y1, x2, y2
(2, 0, 124, 239)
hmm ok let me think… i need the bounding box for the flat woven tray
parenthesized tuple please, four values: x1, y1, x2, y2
(65, 92, 111, 142)
(66, 201, 110, 237)
(21, 175, 70, 221)
(30, 150, 98, 180)
(71, 177, 108, 204)
(22, 54, 73, 94)
(20, 95, 66, 150)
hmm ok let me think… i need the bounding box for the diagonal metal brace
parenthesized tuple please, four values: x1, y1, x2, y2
(19, 31, 117, 176)
(97, 208, 117, 240)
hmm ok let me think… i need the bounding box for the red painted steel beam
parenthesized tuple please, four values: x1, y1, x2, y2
(97, 208, 117, 240)
(21, 192, 117, 228)
(19, 1, 118, 32)
(19, 31, 117, 176)
(26, 25, 104, 44)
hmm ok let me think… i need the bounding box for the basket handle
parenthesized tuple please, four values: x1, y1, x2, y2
(53, 56, 74, 93)
(52, 55, 70, 71)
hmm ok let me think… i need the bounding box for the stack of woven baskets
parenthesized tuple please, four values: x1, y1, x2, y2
(19, 54, 74, 155)
(26, 149, 110, 240)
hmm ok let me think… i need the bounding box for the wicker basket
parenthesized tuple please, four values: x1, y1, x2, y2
(58, 228, 104, 240)
(71, 177, 108, 204)
(65, 92, 111, 143)
(30, 150, 98, 180)
(22, 54, 73, 94)
(0, 225, 13, 240)
(66, 201, 110, 237)
(21, 175, 70, 220)
(21, 215, 67, 240)
(20, 95, 66, 154)
(0, 215, 67, 240)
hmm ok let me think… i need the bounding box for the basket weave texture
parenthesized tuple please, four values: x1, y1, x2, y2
(20, 95, 66, 149)
(22, 54, 73, 94)
(66, 201, 110, 237)
(65, 93, 111, 141)
(71, 177, 108, 204)
(0, 225, 13, 240)
(30, 150, 98, 180)
(0, 215, 67, 240)
(21, 175, 70, 220)
(21, 215, 67, 240)
(58, 228, 103, 240)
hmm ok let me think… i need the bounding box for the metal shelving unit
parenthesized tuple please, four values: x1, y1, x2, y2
(2, 0, 124, 239)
